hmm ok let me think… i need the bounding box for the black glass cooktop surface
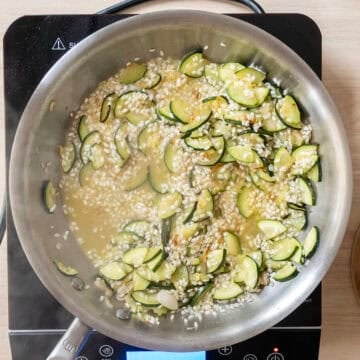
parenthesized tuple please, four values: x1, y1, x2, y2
(4, 13, 322, 360)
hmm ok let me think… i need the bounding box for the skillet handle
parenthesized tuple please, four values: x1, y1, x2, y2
(47, 318, 90, 360)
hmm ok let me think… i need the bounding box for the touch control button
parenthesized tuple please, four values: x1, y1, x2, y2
(243, 354, 258, 360)
(75, 357, 88, 360)
(218, 345, 233, 356)
(267, 352, 285, 360)
(99, 344, 114, 357)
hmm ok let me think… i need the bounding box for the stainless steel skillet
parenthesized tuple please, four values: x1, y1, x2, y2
(8, 9, 351, 359)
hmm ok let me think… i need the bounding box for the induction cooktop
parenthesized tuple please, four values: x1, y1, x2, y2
(4, 13, 322, 360)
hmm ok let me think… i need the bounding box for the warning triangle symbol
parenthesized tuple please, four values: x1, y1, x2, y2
(52, 37, 66, 51)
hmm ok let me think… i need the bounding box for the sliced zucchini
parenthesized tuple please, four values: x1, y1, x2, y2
(306, 160, 322, 182)
(80, 131, 101, 164)
(276, 129, 305, 148)
(143, 247, 163, 264)
(220, 149, 236, 163)
(190, 282, 214, 306)
(89, 144, 105, 169)
(235, 67, 266, 83)
(179, 50, 206, 78)
(227, 83, 269, 108)
(213, 282, 243, 300)
(254, 87, 270, 105)
(213, 265, 230, 275)
(249, 250, 263, 269)
(79, 163, 95, 187)
(261, 113, 287, 133)
(233, 255, 259, 289)
(204, 63, 221, 85)
(270, 237, 300, 261)
(290, 238, 304, 264)
(184, 136, 213, 151)
(171, 265, 189, 289)
(266, 259, 287, 271)
(156, 105, 177, 122)
(303, 226, 319, 258)
(276, 95, 302, 129)
(227, 145, 259, 164)
(131, 290, 160, 307)
(227, 82, 257, 107)
(273, 146, 294, 177)
(122, 247, 149, 267)
(262, 158, 275, 177)
(273, 263, 298, 282)
(136, 73, 162, 90)
(285, 209, 307, 234)
(44, 180, 56, 213)
(164, 139, 182, 173)
(239, 132, 265, 147)
(148, 161, 170, 194)
(113, 231, 143, 245)
(114, 91, 154, 125)
(249, 169, 272, 191)
(202, 95, 229, 112)
(59, 143, 76, 173)
(138, 122, 160, 155)
(99, 262, 130, 281)
(292, 145, 319, 175)
(147, 251, 165, 272)
(127, 112, 151, 127)
(206, 249, 226, 273)
(100, 92, 116, 122)
(54, 261, 78, 276)
(157, 192, 182, 219)
(297, 176, 316, 206)
(224, 110, 247, 125)
(133, 271, 151, 291)
(266, 82, 283, 99)
(119, 63, 147, 84)
(188, 128, 207, 139)
(237, 186, 257, 218)
(224, 231, 242, 256)
(257, 220, 287, 239)
(151, 261, 176, 282)
(180, 116, 211, 134)
(287, 202, 306, 211)
(182, 202, 197, 224)
(78, 115, 90, 141)
(171, 100, 212, 132)
(124, 220, 153, 238)
(115, 123, 131, 164)
(170, 98, 191, 124)
(123, 163, 148, 191)
(179, 222, 202, 240)
(193, 189, 213, 222)
(219, 62, 245, 82)
(195, 136, 225, 166)
(211, 120, 232, 137)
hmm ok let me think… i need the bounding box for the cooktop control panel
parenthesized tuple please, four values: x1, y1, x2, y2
(10, 329, 320, 360)
(79, 329, 320, 359)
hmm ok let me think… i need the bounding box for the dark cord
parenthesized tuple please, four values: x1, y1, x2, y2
(98, 0, 265, 15)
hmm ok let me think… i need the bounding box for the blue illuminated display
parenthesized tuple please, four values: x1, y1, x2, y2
(126, 351, 206, 360)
